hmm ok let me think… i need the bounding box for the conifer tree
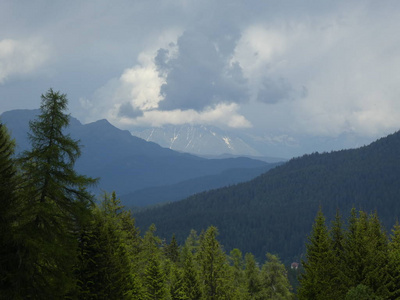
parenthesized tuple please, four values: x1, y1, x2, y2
(76, 192, 142, 299)
(260, 253, 293, 299)
(228, 248, 249, 299)
(169, 263, 186, 300)
(16, 88, 97, 298)
(181, 245, 202, 300)
(298, 209, 341, 300)
(244, 252, 262, 299)
(329, 210, 347, 298)
(164, 234, 180, 263)
(387, 222, 400, 298)
(0, 123, 22, 298)
(342, 210, 389, 298)
(197, 226, 231, 300)
(143, 253, 167, 300)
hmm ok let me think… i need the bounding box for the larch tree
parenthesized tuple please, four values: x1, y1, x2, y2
(16, 88, 97, 298)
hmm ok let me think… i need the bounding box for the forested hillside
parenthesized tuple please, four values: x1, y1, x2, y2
(1, 109, 272, 204)
(0, 89, 295, 299)
(134, 130, 400, 262)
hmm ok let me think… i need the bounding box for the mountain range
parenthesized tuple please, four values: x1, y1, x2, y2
(133, 130, 400, 262)
(131, 124, 262, 157)
(0, 109, 277, 204)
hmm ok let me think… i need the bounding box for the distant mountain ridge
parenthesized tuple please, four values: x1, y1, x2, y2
(131, 124, 261, 157)
(133, 130, 400, 262)
(0, 109, 273, 202)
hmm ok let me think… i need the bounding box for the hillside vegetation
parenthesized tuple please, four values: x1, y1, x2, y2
(134, 130, 400, 262)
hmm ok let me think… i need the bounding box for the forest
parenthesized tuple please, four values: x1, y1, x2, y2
(1, 89, 400, 299)
(134, 127, 400, 263)
(0, 89, 293, 299)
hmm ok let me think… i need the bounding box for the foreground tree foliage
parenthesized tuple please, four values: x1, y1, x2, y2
(0, 124, 21, 299)
(0, 89, 294, 299)
(299, 208, 400, 300)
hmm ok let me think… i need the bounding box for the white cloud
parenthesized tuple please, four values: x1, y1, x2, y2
(117, 103, 251, 128)
(0, 38, 49, 83)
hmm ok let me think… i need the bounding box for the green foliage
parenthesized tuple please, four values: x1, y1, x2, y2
(76, 192, 142, 299)
(11, 89, 97, 298)
(245, 253, 262, 298)
(164, 234, 180, 263)
(299, 208, 397, 299)
(387, 222, 400, 298)
(345, 284, 377, 300)
(197, 226, 232, 299)
(298, 209, 342, 300)
(134, 130, 400, 262)
(0, 123, 21, 298)
(260, 253, 293, 299)
(181, 245, 202, 299)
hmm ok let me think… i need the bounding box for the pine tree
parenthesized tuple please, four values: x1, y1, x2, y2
(387, 222, 400, 298)
(197, 226, 231, 300)
(76, 192, 142, 299)
(181, 245, 202, 300)
(169, 264, 186, 300)
(15, 89, 97, 298)
(144, 253, 167, 300)
(259, 253, 293, 299)
(229, 248, 248, 299)
(298, 209, 341, 300)
(244, 252, 262, 299)
(329, 210, 347, 298)
(164, 234, 180, 263)
(0, 123, 22, 299)
(342, 210, 389, 298)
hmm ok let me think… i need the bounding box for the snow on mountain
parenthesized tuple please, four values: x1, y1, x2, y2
(131, 125, 261, 157)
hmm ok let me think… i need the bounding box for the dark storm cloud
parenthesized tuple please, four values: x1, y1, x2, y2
(156, 28, 249, 111)
(257, 78, 294, 104)
(118, 103, 143, 118)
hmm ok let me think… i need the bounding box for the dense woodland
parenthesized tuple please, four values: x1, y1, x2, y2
(134, 128, 400, 262)
(0, 89, 294, 299)
(299, 209, 400, 299)
(1, 89, 400, 299)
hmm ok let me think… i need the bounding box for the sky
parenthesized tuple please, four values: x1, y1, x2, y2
(1, 0, 400, 157)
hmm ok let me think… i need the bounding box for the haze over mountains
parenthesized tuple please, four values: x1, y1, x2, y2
(0, 109, 277, 204)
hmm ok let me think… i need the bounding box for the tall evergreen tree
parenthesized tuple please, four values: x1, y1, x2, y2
(259, 253, 293, 299)
(197, 226, 231, 300)
(76, 192, 142, 299)
(229, 248, 248, 298)
(244, 252, 262, 299)
(342, 210, 389, 298)
(329, 210, 347, 298)
(181, 245, 202, 300)
(16, 88, 97, 298)
(298, 209, 341, 300)
(0, 123, 22, 299)
(388, 222, 400, 298)
(143, 253, 167, 300)
(164, 234, 180, 263)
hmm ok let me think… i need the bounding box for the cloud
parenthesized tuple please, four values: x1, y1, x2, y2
(156, 28, 249, 111)
(0, 38, 49, 83)
(118, 102, 251, 128)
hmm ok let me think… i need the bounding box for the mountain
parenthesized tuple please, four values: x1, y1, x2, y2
(133, 130, 400, 262)
(131, 124, 262, 157)
(0, 109, 272, 200)
(120, 164, 279, 208)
